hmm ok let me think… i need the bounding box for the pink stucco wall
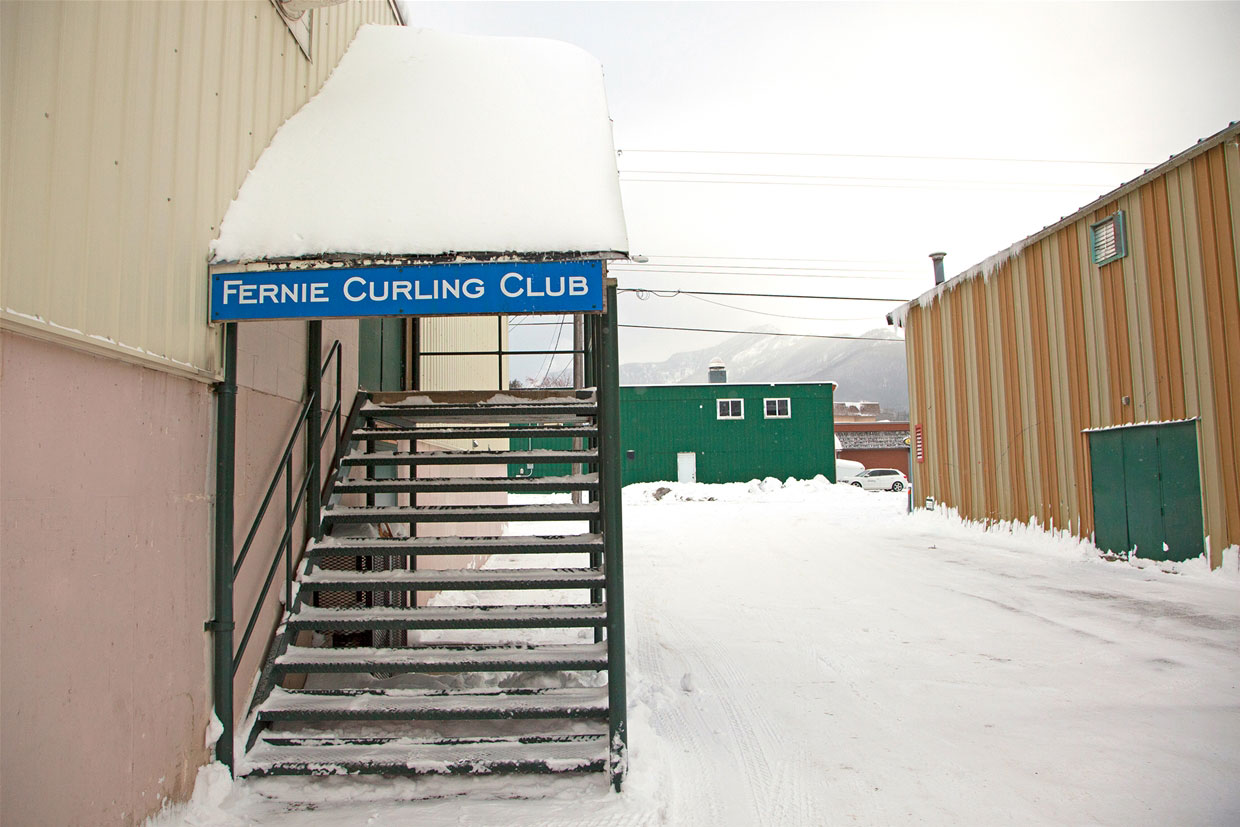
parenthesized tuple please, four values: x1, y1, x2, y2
(0, 331, 213, 826)
(0, 321, 360, 826)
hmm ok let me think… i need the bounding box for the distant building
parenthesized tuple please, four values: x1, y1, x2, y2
(620, 382, 837, 484)
(834, 400, 882, 422)
(835, 422, 912, 475)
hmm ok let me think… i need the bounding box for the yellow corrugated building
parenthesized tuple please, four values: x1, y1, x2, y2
(891, 122, 1239, 569)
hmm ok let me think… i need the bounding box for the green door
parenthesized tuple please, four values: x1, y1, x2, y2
(1156, 421, 1205, 561)
(1088, 421, 1205, 562)
(359, 318, 404, 391)
(1089, 429, 1129, 554)
(1121, 426, 1164, 559)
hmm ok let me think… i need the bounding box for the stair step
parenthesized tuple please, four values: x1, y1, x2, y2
(256, 686, 609, 722)
(286, 603, 607, 631)
(353, 426, 597, 441)
(322, 503, 598, 525)
(242, 733, 607, 777)
(300, 566, 605, 592)
(306, 534, 603, 558)
(333, 473, 598, 495)
(274, 642, 608, 674)
(342, 449, 598, 467)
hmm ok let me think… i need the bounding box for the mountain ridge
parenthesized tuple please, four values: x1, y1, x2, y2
(620, 327, 909, 416)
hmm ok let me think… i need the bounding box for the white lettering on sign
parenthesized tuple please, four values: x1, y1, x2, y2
(499, 274, 592, 299)
(344, 276, 366, 302)
(500, 272, 523, 297)
(216, 265, 595, 320)
(222, 279, 331, 305)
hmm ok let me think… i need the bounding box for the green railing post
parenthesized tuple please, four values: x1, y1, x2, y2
(599, 278, 628, 791)
(210, 322, 238, 773)
(306, 321, 323, 543)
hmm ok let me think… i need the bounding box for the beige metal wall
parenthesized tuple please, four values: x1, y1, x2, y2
(0, 0, 400, 381)
(418, 316, 511, 391)
(901, 124, 1240, 568)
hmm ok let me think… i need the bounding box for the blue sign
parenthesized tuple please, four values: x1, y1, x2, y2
(210, 259, 604, 322)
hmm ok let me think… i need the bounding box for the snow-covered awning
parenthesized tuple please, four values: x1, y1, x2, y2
(210, 25, 628, 265)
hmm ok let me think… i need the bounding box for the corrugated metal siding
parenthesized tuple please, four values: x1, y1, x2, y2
(620, 383, 837, 485)
(0, 1, 399, 380)
(901, 125, 1240, 566)
(417, 317, 509, 391)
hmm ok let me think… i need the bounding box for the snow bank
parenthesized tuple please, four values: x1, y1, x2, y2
(141, 763, 232, 827)
(211, 26, 628, 263)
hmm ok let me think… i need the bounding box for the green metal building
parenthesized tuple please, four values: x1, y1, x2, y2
(512, 381, 838, 485)
(618, 382, 837, 484)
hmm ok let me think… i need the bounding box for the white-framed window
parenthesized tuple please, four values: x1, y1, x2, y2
(764, 397, 791, 419)
(716, 399, 744, 419)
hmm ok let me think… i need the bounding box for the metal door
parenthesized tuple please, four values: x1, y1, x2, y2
(1121, 426, 1164, 558)
(358, 317, 404, 391)
(1088, 421, 1205, 562)
(1155, 421, 1205, 561)
(1089, 429, 1129, 553)
(677, 452, 697, 483)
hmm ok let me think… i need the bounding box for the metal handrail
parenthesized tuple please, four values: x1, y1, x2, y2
(232, 338, 343, 673)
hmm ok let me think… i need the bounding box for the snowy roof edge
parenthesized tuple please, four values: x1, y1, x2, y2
(887, 120, 1240, 328)
(1081, 416, 1200, 434)
(209, 249, 630, 273)
(622, 380, 838, 390)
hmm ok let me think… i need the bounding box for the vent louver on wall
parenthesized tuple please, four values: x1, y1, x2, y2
(1089, 211, 1127, 266)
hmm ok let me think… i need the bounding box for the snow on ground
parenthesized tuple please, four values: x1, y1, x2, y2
(152, 479, 1240, 826)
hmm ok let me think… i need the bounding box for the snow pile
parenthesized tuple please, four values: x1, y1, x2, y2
(141, 763, 232, 827)
(211, 26, 628, 263)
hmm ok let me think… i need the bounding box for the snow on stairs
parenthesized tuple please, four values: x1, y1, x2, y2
(239, 388, 625, 786)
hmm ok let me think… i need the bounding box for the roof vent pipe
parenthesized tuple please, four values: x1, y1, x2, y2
(930, 252, 947, 285)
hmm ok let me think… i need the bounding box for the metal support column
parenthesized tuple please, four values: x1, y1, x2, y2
(210, 323, 238, 773)
(306, 321, 323, 543)
(599, 279, 628, 791)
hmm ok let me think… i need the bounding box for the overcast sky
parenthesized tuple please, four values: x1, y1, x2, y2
(401, 1, 1240, 371)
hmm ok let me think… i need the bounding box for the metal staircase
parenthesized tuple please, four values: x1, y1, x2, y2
(236, 387, 628, 788)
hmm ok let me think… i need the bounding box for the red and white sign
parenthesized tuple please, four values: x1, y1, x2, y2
(914, 424, 925, 463)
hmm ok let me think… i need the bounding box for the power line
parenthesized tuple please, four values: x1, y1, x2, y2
(620, 323, 904, 342)
(608, 261, 914, 274)
(619, 288, 908, 302)
(619, 169, 1114, 188)
(636, 253, 915, 264)
(684, 293, 885, 322)
(619, 175, 1108, 192)
(610, 267, 921, 282)
(617, 148, 1157, 166)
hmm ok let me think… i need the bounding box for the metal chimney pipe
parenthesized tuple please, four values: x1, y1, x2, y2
(930, 252, 947, 285)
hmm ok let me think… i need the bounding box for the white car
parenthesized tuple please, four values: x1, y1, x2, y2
(849, 468, 909, 492)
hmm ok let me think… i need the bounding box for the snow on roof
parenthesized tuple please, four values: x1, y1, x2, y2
(211, 25, 628, 264)
(887, 120, 1240, 328)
